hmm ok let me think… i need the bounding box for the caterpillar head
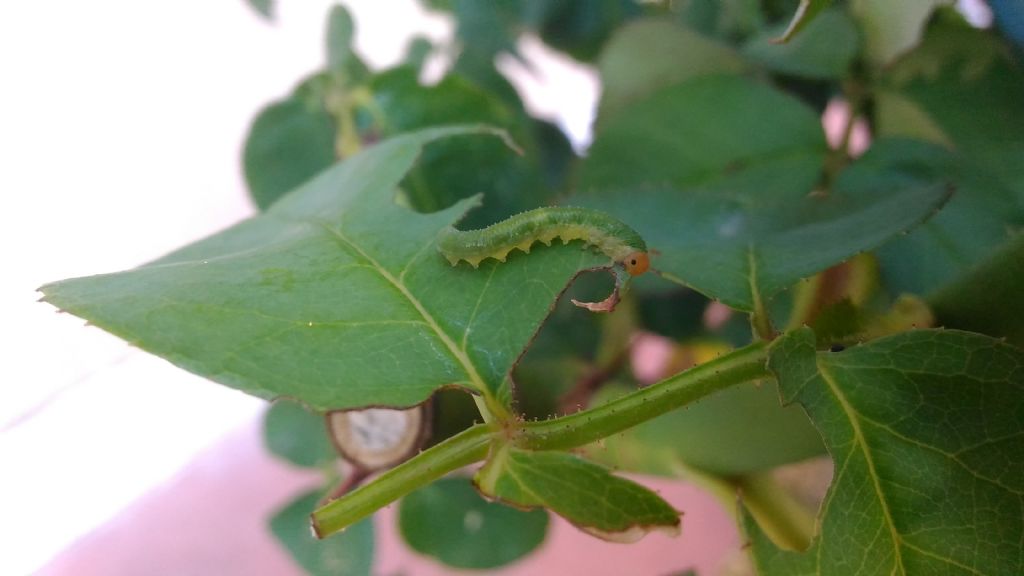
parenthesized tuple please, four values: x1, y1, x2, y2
(622, 251, 650, 276)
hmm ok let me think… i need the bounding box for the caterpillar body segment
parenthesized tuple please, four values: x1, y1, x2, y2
(437, 207, 649, 275)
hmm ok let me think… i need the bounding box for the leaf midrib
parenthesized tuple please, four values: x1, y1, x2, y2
(320, 224, 491, 397)
(816, 358, 906, 575)
(504, 452, 661, 530)
(747, 244, 764, 315)
(816, 384, 998, 575)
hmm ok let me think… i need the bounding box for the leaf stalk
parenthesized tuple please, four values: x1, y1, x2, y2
(311, 340, 772, 538)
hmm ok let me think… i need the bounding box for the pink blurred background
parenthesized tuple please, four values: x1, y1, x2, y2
(39, 418, 741, 575)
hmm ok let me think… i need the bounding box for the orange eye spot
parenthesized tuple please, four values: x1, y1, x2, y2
(623, 251, 649, 276)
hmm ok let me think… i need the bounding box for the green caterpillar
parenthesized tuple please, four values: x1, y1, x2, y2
(437, 206, 650, 276)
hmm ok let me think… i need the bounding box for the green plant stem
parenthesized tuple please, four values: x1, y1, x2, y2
(666, 458, 816, 552)
(735, 471, 816, 551)
(747, 249, 776, 341)
(311, 341, 771, 538)
(515, 341, 771, 450)
(312, 424, 492, 538)
(472, 394, 506, 425)
(786, 274, 823, 331)
(326, 80, 362, 158)
(750, 304, 776, 342)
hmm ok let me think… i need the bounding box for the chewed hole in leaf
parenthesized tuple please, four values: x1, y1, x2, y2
(565, 264, 630, 313)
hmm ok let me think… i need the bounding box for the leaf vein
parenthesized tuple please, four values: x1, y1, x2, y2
(461, 264, 498, 352)
(856, 413, 1023, 496)
(901, 540, 986, 575)
(817, 359, 906, 575)
(319, 224, 490, 396)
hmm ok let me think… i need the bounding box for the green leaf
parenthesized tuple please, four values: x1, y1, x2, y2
(773, 0, 833, 43)
(441, 0, 650, 102)
(444, 0, 641, 68)
(743, 9, 859, 79)
(851, 0, 951, 66)
(875, 18, 1024, 296)
(243, 97, 337, 210)
(403, 37, 433, 73)
(580, 75, 826, 194)
(263, 399, 336, 468)
(450, 0, 519, 59)
(675, 0, 764, 40)
(533, 0, 643, 62)
(445, 0, 521, 100)
(597, 19, 747, 122)
(475, 446, 680, 542)
(40, 126, 607, 411)
(576, 76, 951, 311)
(271, 490, 373, 576)
(531, 119, 576, 191)
(874, 90, 954, 147)
(366, 68, 551, 227)
(325, 4, 369, 82)
(930, 235, 1024, 347)
(746, 327, 1024, 575)
(398, 476, 548, 569)
(675, 0, 721, 36)
(588, 380, 825, 477)
(991, 0, 1024, 47)
(325, 5, 354, 71)
(246, 0, 273, 21)
(244, 6, 370, 212)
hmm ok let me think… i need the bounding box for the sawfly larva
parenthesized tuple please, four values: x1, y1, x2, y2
(437, 206, 649, 276)
(437, 207, 649, 313)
